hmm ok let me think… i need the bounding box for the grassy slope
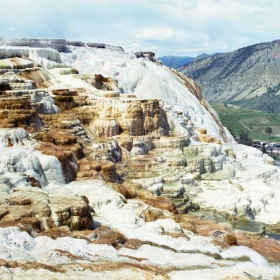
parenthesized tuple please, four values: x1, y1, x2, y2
(211, 103, 280, 142)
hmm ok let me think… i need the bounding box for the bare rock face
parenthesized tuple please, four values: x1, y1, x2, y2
(77, 158, 118, 183)
(119, 135, 152, 155)
(91, 226, 128, 247)
(134, 51, 156, 62)
(106, 140, 122, 162)
(38, 142, 81, 183)
(130, 137, 152, 155)
(0, 38, 68, 52)
(0, 191, 50, 223)
(0, 96, 31, 110)
(141, 196, 177, 213)
(90, 98, 169, 138)
(0, 57, 51, 86)
(0, 57, 35, 70)
(20, 67, 51, 86)
(62, 43, 234, 143)
(93, 74, 119, 91)
(200, 99, 228, 142)
(195, 127, 222, 144)
(99, 160, 117, 182)
(51, 89, 79, 111)
(174, 215, 197, 233)
(77, 159, 101, 180)
(38, 226, 72, 239)
(92, 118, 120, 137)
(153, 134, 190, 150)
(0, 188, 94, 233)
(111, 183, 138, 199)
(49, 196, 94, 230)
(236, 232, 280, 263)
(38, 113, 89, 143)
(33, 92, 60, 114)
(67, 73, 119, 91)
(0, 109, 42, 132)
(0, 73, 35, 95)
(0, 73, 49, 132)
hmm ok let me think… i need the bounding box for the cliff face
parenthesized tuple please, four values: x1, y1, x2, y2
(179, 39, 280, 113)
(90, 98, 169, 138)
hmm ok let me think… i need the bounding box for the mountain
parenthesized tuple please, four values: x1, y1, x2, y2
(179, 39, 280, 114)
(194, 53, 211, 61)
(157, 53, 215, 69)
(156, 55, 194, 68)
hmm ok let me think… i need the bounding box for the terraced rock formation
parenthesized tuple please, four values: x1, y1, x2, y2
(0, 39, 279, 279)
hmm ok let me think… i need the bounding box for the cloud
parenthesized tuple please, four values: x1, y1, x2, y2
(0, 0, 279, 56)
(135, 27, 184, 41)
(7, 26, 16, 32)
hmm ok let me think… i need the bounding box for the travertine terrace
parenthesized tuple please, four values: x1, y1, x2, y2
(0, 38, 279, 279)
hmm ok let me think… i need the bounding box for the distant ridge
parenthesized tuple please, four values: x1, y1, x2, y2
(157, 53, 220, 69)
(156, 55, 194, 69)
(179, 39, 280, 114)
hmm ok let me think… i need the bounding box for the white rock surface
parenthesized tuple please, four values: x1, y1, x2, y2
(168, 262, 280, 280)
(30, 91, 60, 114)
(60, 46, 234, 143)
(193, 144, 280, 224)
(0, 128, 65, 186)
(0, 42, 279, 279)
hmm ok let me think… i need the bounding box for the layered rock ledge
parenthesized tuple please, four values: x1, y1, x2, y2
(0, 39, 279, 279)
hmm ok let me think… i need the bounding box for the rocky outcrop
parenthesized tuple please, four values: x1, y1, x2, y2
(153, 134, 190, 150)
(134, 51, 156, 62)
(0, 189, 94, 232)
(48, 196, 94, 230)
(92, 117, 120, 137)
(0, 38, 124, 54)
(90, 98, 169, 138)
(0, 108, 42, 132)
(51, 89, 79, 111)
(169, 69, 230, 142)
(38, 142, 81, 183)
(86, 42, 105, 48)
(0, 38, 68, 52)
(72, 74, 119, 91)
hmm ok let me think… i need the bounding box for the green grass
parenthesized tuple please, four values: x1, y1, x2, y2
(211, 103, 280, 142)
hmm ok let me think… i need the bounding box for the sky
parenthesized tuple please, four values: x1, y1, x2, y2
(0, 0, 280, 57)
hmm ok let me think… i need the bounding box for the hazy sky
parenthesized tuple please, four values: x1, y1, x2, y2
(1, 0, 280, 56)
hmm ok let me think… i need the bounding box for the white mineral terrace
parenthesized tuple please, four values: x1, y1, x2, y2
(0, 42, 279, 279)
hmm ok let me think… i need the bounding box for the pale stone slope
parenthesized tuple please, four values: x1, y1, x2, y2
(60, 46, 234, 143)
(0, 40, 279, 279)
